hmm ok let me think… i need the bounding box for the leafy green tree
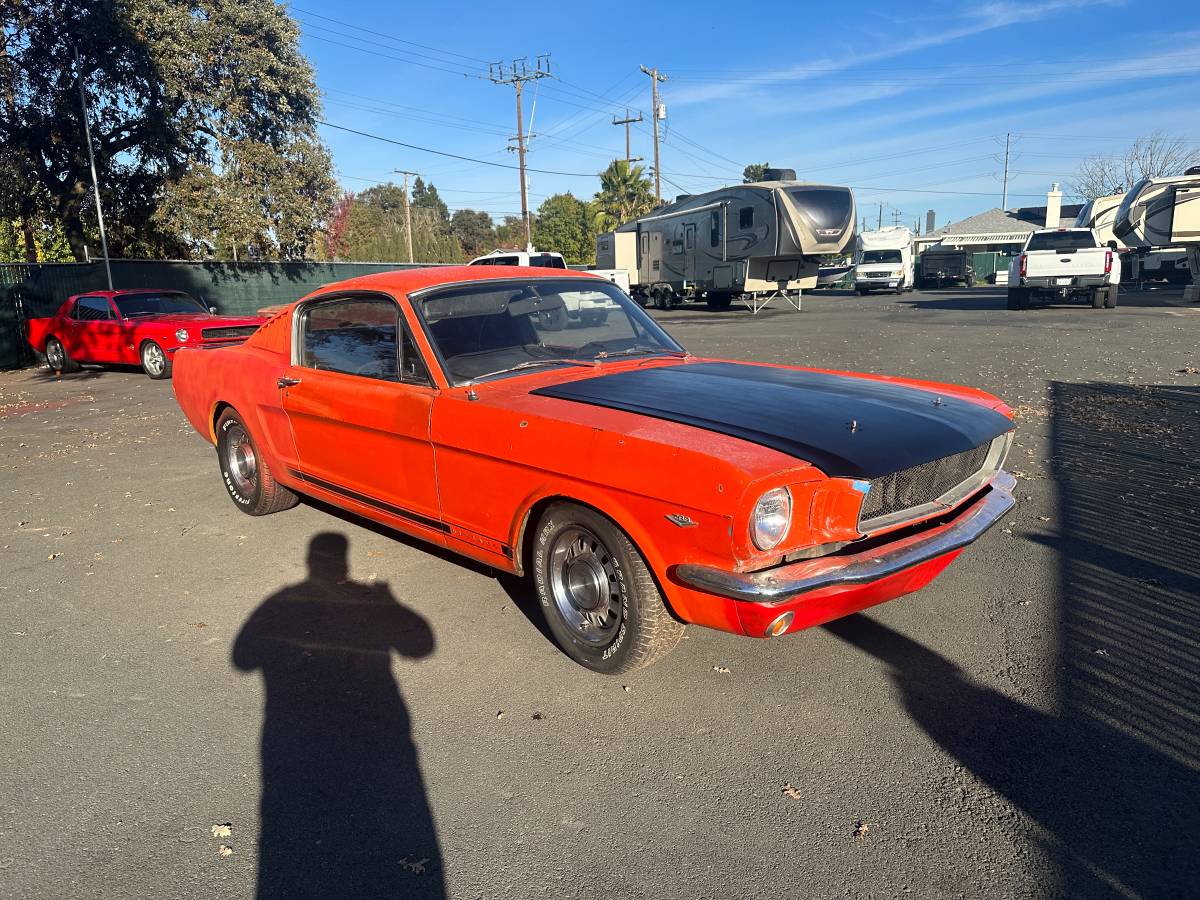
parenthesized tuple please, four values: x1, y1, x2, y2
(493, 215, 526, 248)
(0, 0, 334, 260)
(450, 209, 496, 259)
(532, 193, 594, 264)
(338, 182, 459, 263)
(743, 163, 770, 183)
(410, 177, 450, 228)
(592, 160, 655, 232)
(0, 217, 73, 262)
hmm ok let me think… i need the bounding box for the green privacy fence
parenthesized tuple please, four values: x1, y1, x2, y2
(0, 259, 443, 370)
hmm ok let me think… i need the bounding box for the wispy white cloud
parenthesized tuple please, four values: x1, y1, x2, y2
(670, 0, 1127, 106)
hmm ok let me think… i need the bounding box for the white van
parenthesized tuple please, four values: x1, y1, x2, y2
(855, 227, 915, 294)
(468, 248, 613, 326)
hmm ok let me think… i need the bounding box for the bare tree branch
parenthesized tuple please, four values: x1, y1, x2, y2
(1072, 131, 1200, 200)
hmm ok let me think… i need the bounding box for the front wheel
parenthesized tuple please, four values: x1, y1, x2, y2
(532, 503, 684, 674)
(216, 408, 299, 516)
(44, 336, 80, 373)
(140, 341, 172, 379)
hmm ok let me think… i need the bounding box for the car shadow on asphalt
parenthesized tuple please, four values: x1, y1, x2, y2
(827, 380, 1200, 897)
(231, 532, 446, 899)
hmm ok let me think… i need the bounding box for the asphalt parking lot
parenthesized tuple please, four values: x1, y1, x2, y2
(2, 285, 1198, 900)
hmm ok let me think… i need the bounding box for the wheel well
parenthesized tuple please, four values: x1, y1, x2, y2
(211, 401, 234, 443)
(512, 494, 683, 622)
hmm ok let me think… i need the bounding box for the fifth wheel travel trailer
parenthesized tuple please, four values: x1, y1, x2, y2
(1077, 190, 1187, 284)
(854, 226, 915, 294)
(595, 170, 856, 311)
(1113, 167, 1200, 298)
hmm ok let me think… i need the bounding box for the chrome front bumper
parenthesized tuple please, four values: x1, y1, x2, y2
(676, 471, 1016, 603)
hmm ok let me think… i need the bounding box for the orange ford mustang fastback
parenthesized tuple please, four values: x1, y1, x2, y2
(172, 266, 1015, 673)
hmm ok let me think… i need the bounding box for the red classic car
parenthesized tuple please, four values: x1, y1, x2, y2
(172, 267, 1015, 673)
(27, 289, 266, 379)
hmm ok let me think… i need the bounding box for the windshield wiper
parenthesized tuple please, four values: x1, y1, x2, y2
(467, 358, 592, 383)
(594, 347, 688, 361)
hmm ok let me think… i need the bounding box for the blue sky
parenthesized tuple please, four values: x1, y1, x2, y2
(296, 0, 1200, 229)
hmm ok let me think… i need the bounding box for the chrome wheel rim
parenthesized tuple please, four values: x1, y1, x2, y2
(548, 527, 622, 646)
(142, 343, 165, 375)
(46, 341, 63, 369)
(225, 425, 257, 495)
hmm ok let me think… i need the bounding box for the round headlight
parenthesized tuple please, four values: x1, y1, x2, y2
(751, 487, 791, 550)
(175, 328, 190, 341)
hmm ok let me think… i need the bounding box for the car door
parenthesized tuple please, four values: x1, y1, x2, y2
(279, 292, 443, 538)
(66, 296, 122, 362)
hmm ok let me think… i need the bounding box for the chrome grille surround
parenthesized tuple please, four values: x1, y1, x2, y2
(857, 431, 1013, 533)
(201, 325, 260, 341)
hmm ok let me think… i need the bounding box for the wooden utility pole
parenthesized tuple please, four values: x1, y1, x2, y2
(490, 56, 551, 250)
(1001, 132, 1012, 209)
(640, 65, 668, 203)
(612, 109, 643, 162)
(877, 203, 883, 230)
(393, 169, 418, 263)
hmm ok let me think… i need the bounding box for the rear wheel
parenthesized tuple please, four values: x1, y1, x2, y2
(532, 502, 684, 674)
(1091, 288, 1105, 309)
(44, 336, 80, 373)
(140, 341, 172, 379)
(1105, 284, 1119, 308)
(216, 408, 298, 516)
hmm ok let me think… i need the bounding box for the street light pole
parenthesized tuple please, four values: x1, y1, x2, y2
(73, 45, 112, 290)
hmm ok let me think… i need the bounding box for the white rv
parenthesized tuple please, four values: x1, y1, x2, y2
(855, 227, 915, 294)
(1113, 167, 1200, 297)
(596, 172, 856, 309)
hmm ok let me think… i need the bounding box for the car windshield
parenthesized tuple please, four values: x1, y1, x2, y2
(114, 292, 206, 317)
(861, 250, 902, 263)
(1026, 231, 1097, 251)
(416, 278, 685, 384)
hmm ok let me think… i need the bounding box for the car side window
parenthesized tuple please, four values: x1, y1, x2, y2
(299, 295, 430, 385)
(72, 296, 112, 321)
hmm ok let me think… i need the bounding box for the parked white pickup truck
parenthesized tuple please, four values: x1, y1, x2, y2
(1006, 228, 1121, 310)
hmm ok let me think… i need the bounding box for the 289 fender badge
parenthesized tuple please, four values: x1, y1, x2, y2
(665, 513, 697, 528)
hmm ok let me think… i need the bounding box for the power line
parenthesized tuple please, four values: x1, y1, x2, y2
(291, 6, 491, 64)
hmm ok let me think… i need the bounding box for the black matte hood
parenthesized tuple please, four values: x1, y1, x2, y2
(531, 362, 1011, 479)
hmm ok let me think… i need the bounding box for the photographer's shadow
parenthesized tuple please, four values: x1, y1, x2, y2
(233, 532, 445, 899)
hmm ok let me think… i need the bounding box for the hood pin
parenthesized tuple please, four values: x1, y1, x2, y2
(848, 419, 859, 432)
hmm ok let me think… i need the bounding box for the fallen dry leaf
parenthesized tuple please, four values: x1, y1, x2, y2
(713, 665, 731, 674)
(218, 844, 233, 857)
(211, 824, 232, 839)
(400, 856, 429, 875)
(854, 821, 870, 840)
(46, 553, 60, 560)
(782, 783, 802, 799)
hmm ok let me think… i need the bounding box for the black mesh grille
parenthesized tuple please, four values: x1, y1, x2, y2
(201, 325, 259, 340)
(859, 442, 991, 525)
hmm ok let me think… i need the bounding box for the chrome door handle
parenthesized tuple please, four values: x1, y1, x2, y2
(277, 376, 301, 388)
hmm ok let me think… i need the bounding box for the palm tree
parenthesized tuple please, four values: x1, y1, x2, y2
(592, 160, 655, 232)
